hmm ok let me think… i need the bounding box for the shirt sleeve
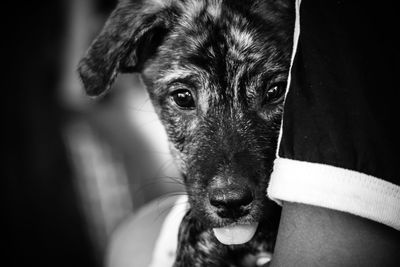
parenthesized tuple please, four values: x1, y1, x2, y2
(267, 0, 400, 231)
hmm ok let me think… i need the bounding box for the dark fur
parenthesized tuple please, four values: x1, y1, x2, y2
(79, 0, 294, 266)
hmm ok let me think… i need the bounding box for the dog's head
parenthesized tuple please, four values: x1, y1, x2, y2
(79, 0, 293, 241)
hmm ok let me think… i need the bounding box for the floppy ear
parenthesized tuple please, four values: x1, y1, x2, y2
(78, 0, 174, 97)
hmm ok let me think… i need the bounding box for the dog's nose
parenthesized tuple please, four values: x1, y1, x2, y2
(209, 184, 253, 218)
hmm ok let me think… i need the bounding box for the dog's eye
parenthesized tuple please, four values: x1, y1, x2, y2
(264, 82, 286, 104)
(171, 89, 196, 109)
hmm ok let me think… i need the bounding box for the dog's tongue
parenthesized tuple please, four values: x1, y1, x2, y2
(212, 223, 258, 245)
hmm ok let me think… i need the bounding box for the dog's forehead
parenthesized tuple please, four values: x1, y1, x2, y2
(173, 1, 264, 57)
(159, 5, 282, 75)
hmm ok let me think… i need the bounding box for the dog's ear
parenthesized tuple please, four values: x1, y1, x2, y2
(78, 0, 175, 97)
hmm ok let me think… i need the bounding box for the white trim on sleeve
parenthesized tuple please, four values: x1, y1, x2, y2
(267, 158, 400, 231)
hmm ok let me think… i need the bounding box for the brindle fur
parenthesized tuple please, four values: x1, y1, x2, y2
(79, 0, 294, 266)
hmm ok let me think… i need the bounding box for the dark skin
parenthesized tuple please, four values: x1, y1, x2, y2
(270, 202, 400, 267)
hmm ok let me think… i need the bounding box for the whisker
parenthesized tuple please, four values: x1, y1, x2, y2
(125, 106, 157, 114)
(152, 193, 190, 220)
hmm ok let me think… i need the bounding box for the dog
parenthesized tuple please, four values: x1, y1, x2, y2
(78, 0, 294, 266)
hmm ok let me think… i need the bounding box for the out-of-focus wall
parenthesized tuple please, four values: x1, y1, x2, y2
(6, 0, 183, 266)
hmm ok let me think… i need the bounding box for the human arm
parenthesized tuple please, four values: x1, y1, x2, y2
(270, 202, 400, 267)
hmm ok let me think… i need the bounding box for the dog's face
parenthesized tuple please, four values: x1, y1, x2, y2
(79, 0, 293, 234)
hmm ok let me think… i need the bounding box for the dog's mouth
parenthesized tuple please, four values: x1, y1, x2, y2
(212, 222, 259, 245)
(208, 203, 262, 245)
(194, 183, 268, 245)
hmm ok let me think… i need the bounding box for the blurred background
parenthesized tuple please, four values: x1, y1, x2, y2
(6, 0, 183, 266)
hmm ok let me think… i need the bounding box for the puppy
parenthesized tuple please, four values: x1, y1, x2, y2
(79, 0, 294, 266)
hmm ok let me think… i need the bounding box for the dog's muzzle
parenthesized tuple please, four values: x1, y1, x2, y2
(208, 177, 259, 245)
